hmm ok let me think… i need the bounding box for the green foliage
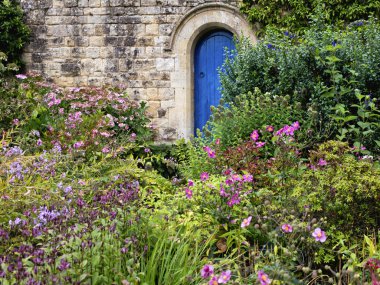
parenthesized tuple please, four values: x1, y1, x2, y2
(240, 0, 380, 34)
(220, 19, 380, 154)
(0, 0, 30, 74)
(293, 141, 380, 235)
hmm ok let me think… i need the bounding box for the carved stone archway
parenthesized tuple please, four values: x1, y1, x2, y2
(168, 3, 257, 139)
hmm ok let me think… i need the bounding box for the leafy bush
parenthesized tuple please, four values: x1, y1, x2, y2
(220, 19, 380, 154)
(0, 74, 153, 158)
(240, 0, 380, 34)
(0, 0, 30, 74)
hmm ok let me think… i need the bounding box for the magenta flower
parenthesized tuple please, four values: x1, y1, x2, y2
(256, 142, 266, 148)
(250, 130, 259, 141)
(317, 158, 327, 166)
(215, 138, 221, 145)
(258, 270, 271, 285)
(16, 74, 27, 80)
(200, 172, 209, 181)
(312, 228, 327, 242)
(281, 224, 293, 233)
(209, 276, 218, 285)
(241, 216, 252, 228)
(185, 188, 193, 199)
(201, 264, 214, 278)
(266, 125, 274, 132)
(188, 179, 194, 187)
(218, 270, 232, 283)
(242, 174, 253, 182)
(208, 149, 216, 158)
(292, 121, 300, 130)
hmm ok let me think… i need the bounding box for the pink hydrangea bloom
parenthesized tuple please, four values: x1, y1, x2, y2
(201, 264, 214, 278)
(250, 130, 259, 141)
(312, 228, 327, 242)
(241, 216, 252, 228)
(281, 224, 293, 233)
(200, 172, 209, 181)
(218, 270, 231, 284)
(258, 270, 271, 285)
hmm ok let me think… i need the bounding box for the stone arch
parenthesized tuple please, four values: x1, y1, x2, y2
(168, 3, 257, 139)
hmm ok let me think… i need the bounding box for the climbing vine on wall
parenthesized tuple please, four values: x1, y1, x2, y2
(240, 0, 380, 34)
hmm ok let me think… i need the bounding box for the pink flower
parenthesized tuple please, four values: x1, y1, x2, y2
(16, 74, 27, 79)
(201, 264, 214, 278)
(256, 142, 266, 148)
(215, 138, 221, 145)
(266, 125, 274, 132)
(312, 228, 327, 242)
(73, 141, 84, 149)
(317, 159, 327, 166)
(242, 174, 253, 182)
(241, 216, 252, 228)
(250, 130, 259, 141)
(208, 149, 216, 158)
(185, 188, 193, 199)
(292, 121, 300, 130)
(102, 146, 110, 153)
(188, 179, 194, 187)
(203, 146, 211, 152)
(258, 270, 271, 285)
(218, 270, 231, 283)
(281, 224, 293, 233)
(200, 172, 209, 181)
(209, 276, 218, 285)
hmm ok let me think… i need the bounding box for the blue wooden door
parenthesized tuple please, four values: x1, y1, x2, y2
(194, 30, 235, 134)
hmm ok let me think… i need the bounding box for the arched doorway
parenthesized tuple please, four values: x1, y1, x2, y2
(194, 30, 235, 134)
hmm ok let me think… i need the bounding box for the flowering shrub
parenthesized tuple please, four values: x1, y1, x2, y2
(0, 74, 153, 158)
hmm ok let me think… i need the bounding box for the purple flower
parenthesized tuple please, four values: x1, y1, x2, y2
(185, 188, 193, 199)
(201, 264, 214, 278)
(57, 259, 70, 271)
(218, 270, 232, 283)
(207, 149, 216, 158)
(209, 276, 218, 285)
(312, 228, 327, 242)
(36, 139, 43, 146)
(16, 74, 27, 79)
(73, 141, 84, 149)
(317, 159, 327, 166)
(281, 224, 293, 233)
(200, 172, 209, 181)
(250, 130, 259, 141)
(242, 174, 253, 182)
(144, 148, 151, 153)
(241, 216, 252, 228)
(258, 270, 271, 285)
(266, 125, 274, 132)
(188, 180, 194, 187)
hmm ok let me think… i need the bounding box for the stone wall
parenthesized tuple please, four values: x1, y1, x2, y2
(20, 0, 254, 141)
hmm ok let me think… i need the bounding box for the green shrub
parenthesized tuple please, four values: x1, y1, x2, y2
(240, 0, 380, 34)
(0, 0, 30, 74)
(220, 19, 380, 154)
